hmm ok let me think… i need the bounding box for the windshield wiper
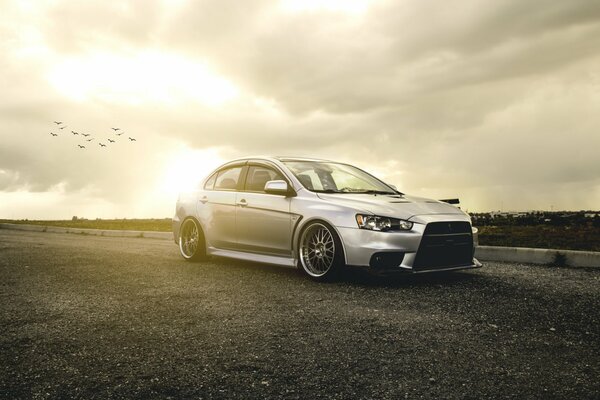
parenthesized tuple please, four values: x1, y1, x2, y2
(313, 189, 343, 193)
(313, 188, 398, 195)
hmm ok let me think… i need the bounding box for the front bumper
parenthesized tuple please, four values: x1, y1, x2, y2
(336, 221, 481, 273)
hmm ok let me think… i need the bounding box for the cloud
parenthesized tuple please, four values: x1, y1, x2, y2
(165, 0, 600, 115)
(0, 0, 599, 218)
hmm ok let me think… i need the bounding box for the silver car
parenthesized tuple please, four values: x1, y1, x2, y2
(173, 157, 482, 281)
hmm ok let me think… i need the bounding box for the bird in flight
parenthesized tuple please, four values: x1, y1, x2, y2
(108, 139, 115, 143)
(49, 132, 58, 137)
(59, 126, 67, 130)
(78, 145, 85, 149)
(99, 143, 107, 147)
(71, 131, 79, 135)
(82, 133, 90, 137)
(53, 121, 63, 125)
(86, 138, 94, 142)
(128, 137, 136, 141)
(111, 127, 120, 131)
(116, 132, 124, 136)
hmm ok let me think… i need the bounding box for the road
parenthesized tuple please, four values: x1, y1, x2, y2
(1, 229, 598, 399)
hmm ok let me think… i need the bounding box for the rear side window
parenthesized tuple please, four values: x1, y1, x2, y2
(245, 166, 284, 192)
(214, 167, 242, 190)
(204, 172, 217, 190)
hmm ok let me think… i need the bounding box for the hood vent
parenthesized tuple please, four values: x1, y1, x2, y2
(387, 194, 408, 203)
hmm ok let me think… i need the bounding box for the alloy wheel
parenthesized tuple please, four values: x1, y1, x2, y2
(179, 219, 199, 259)
(300, 223, 337, 277)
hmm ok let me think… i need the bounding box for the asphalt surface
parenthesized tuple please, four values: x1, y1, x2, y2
(0, 230, 598, 399)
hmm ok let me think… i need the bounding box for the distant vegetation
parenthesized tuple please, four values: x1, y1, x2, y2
(470, 210, 600, 228)
(2, 211, 599, 251)
(472, 211, 600, 251)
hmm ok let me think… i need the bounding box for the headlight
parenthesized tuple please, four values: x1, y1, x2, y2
(355, 214, 413, 231)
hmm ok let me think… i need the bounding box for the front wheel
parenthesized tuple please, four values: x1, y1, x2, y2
(179, 218, 206, 261)
(299, 222, 344, 281)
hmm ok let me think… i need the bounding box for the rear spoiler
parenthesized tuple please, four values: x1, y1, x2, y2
(439, 198, 460, 205)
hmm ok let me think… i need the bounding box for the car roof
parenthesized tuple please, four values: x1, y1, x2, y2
(274, 156, 334, 163)
(227, 156, 334, 163)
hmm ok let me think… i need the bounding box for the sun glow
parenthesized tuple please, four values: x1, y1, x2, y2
(47, 50, 239, 106)
(158, 146, 225, 199)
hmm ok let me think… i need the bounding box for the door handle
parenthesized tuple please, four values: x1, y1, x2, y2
(236, 199, 247, 207)
(199, 196, 208, 204)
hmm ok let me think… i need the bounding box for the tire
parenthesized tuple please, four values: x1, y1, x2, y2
(179, 218, 206, 261)
(298, 221, 344, 281)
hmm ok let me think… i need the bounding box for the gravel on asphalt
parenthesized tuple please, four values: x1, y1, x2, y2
(0, 230, 598, 399)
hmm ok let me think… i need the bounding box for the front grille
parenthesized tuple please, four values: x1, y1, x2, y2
(423, 221, 471, 235)
(413, 222, 474, 269)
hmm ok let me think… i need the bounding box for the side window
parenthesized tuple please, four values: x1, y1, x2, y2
(203, 172, 217, 190)
(245, 166, 284, 192)
(214, 167, 242, 191)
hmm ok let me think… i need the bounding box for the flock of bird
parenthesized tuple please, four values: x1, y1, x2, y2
(48, 121, 137, 149)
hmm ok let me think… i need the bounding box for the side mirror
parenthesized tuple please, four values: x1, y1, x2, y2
(264, 180, 291, 195)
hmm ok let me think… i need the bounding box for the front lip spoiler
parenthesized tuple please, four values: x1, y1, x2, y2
(410, 260, 482, 274)
(367, 258, 483, 276)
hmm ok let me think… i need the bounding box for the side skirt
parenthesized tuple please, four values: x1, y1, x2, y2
(207, 247, 297, 268)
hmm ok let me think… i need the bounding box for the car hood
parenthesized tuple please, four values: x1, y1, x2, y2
(316, 193, 465, 220)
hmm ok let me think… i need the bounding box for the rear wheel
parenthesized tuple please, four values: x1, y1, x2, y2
(179, 218, 206, 261)
(299, 222, 344, 281)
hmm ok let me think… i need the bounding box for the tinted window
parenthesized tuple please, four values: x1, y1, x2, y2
(214, 167, 242, 190)
(204, 172, 217, 190)
(245, 166, 284, 192)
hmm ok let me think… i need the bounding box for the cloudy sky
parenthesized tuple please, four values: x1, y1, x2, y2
(1, 0, 599, 219)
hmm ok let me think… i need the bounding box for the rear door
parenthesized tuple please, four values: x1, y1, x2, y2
(235, 163, 294, 256)
(198, 163, 244, 250)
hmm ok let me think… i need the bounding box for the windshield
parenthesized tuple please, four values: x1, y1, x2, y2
(283, 161, 397, 194)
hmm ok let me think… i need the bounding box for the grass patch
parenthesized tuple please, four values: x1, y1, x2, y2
(0, 218, 172, 232)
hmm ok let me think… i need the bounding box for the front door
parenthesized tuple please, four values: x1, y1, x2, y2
(235, 165, 293, 256)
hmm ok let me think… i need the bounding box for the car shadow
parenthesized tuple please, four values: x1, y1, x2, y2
(207, 255, 483, 288)
(340, 266, 482, 288)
